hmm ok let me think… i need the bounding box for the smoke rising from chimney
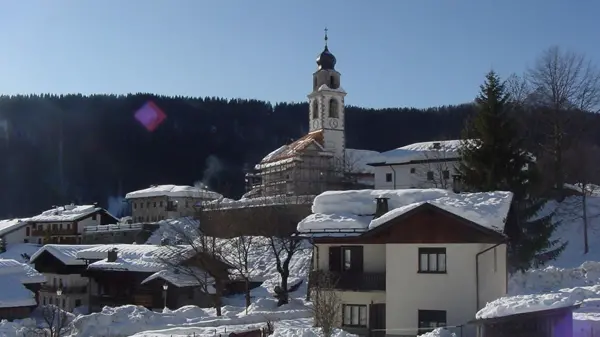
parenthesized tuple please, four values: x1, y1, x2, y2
(196, 155, 224, 190)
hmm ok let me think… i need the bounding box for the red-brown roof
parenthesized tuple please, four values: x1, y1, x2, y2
(260, 130, 324, 164)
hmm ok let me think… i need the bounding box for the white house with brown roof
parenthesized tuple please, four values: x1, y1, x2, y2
(125, 184, 222, 223)
(28, 204, 118, 245)
(29, 244, 101, 312)
(298, 189, 512, 337)
(246, 35, 379, 198)
(367, 140, 463, 191)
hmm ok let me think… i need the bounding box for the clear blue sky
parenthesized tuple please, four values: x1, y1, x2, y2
(0, 1, 598, 109)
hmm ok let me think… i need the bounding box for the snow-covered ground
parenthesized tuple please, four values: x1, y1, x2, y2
(476, 194, 600, 336)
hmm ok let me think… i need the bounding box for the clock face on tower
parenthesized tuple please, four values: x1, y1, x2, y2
(312, 119, 320, 129)
(328, 119, 339, 128)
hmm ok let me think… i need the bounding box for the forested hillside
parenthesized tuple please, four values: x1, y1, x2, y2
(1, 93, 599, 218)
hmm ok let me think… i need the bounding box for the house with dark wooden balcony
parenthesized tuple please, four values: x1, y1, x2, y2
(76, 244, 233, 312)
(27, 204, 118, 245)
(0, 258, 46, 320)
(29, 244, 101, 312)
(298, 189, 514, 337)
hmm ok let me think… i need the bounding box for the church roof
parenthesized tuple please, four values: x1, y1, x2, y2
(256, 130, 326, 169)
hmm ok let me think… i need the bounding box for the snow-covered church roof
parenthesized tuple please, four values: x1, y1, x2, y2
(369, 140, 465, 166)
(297, 189, 513, 236)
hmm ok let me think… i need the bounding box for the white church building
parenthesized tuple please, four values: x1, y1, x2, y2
(245, 32, 380, 198)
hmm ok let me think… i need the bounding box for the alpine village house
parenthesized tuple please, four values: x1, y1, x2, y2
(299, 190, 512, 337)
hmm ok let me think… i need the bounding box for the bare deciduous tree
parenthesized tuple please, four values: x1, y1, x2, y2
(414, 141, 458, 189)
(25, 305, 72, 337)
(310, 271, 341, 337)
(221, 235, 261, 311)
(562, 141, 600, 254)
(526, 46, 600, 196)
(158, 215, 230, 316)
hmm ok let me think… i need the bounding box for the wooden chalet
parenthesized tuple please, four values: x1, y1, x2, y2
(0, 259, 46, 320)
(76, 244, 233, 312)
(29, 244, 100, 312)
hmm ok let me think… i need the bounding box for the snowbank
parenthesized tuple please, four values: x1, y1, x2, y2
(144, 217, 201, 245)
(509, 261, 600, 295)
(71, 299, 312, 337)
(298, 189, 512, 233)
(417, 328, 457, 337)
(271, 326, 357, 337)
(476, 286, 600, 319)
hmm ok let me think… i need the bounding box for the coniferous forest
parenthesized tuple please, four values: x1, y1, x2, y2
(1, 90, 600, 219)
(0, 94, 472, 218)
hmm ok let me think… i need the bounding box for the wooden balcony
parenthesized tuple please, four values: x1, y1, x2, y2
(309, 270, 386, 291)
(40, 285, 87, 294)
(31, 228, 76, 236)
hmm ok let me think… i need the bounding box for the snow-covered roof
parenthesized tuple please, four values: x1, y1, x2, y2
(0, 218, 30, 236)
(77, 244, 191, 273)
(29, 204, 104, 222)
(297, 189, 513, 235)
(476, 290, 585, 319)
(256, 130, 326, 168)
(144, 217, 200, 245)
(29, 244, 102, 266)
(369, 140, 464, 166)
(125, 185, 222, 200)
(0, 259, 45, 308)
(0, 243, 43, 264)
(140, 268, 216, 293)
(204, 195, 314, 210)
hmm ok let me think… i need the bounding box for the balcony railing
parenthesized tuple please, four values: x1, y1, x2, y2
(31, 228, 76, 236)
(309, 270, 386, 291)
(40, 285, 87, 294)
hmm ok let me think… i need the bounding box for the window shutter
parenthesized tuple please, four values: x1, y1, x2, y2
(329, 247, 342, 272)
(350, 246, 364, 272)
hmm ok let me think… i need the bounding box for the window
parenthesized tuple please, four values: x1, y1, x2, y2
(134, 203, 137, 209)
(442, 170, 450, 180)
(43, 297, 46, 305)
(385, 173, 393, 182)
(23, 239, 28, 243)
(410, 168, 416, 174)
(419, 248, 447, 273)
(160, 201, 163, 207)
(418, 310, 446, 334)
(92, 214, 97, 220)
(312, 100, 318, 119)
(154, 202, 157, 207)
(75, 299, 82, 307)
(67, 223, 71, 230)
(329, 246, 363, 273)
(25, 227, 30, 236)
(342, 305, 367, 327)
(185, 201, 189, 208)
(59, 223, 63, 229)
(37, 238, 41, 244)
(426, 171, 434, 181)
(140, 203, 144, 209)
(329, 98, 339, 118)
(146, 202, 150, 208)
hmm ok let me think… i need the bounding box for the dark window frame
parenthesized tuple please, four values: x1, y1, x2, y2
(385, 173, 393, 182)
(426, 171, 434, 181)
(342, 304, 368, 328)
(442, 170, 450, 180)
(329, 246, 364, 273)
(418, 309, 447, 334)
(418, 247, 447, 274)
(410, 167, 416, 174)
(329, 98, 339, 118)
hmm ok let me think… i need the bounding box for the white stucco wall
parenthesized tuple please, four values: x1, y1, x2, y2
(385, 243, 506, 336)
(373, 160, 459, 190)
(2, 226, 28, 245)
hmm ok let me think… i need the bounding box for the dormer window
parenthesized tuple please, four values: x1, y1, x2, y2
(329, 98, 339, 118)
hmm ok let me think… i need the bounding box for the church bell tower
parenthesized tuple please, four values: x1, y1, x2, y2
(307, 29, 346, 163)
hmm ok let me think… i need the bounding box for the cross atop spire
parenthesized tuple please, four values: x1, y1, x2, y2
(324, 27, 328, 47)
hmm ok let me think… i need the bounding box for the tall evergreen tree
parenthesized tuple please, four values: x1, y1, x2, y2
(459, 71, 565, 271)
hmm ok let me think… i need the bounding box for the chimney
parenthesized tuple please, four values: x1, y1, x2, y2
(107, 248, 118, 262)
(374, 197, 390, 219)
(432, 142, 441, 150)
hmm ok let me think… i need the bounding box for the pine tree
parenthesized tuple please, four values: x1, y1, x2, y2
(459, 71, 565, 271)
